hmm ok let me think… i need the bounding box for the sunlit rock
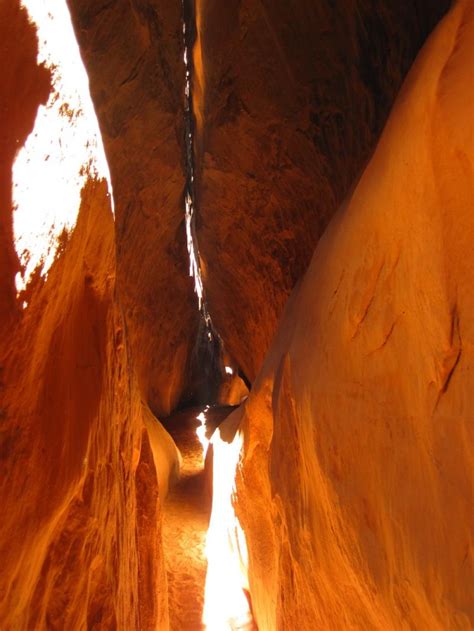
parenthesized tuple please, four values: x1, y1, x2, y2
(237, 3, 474, 628)
(0, 2, 50, 326)
(0, 179, 169, 630)
(1, 0, 471, 629)
(13, 0, 113, 295)
(143, 402, 181, 500)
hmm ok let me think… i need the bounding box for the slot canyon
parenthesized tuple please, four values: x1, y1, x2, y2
(1, 0, 473, 628)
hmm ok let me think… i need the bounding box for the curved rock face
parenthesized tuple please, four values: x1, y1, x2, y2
(192, 0, 450, 381)
(66, 0, 199, 416)
(237, 2, 474, 628)
(0, 180, 168, 631)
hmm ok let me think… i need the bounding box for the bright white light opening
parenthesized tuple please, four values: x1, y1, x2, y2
(182, 7, 206, 312)
(196, 410, 209, 460)
(13, 0, 114, 295)
(203, 429, 253, 630)
(225, 366, 234, 375)
(185, 192, 204, 309)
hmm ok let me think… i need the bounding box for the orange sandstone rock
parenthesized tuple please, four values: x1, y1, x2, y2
(66, 0, 200, 416)
(237, 2, 474, 628)
(192, 0, 451, 383)
(0, 180, 169, 631)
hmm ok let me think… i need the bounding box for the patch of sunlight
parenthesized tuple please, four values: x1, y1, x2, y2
(203, 429, 254, 630)
(13, 0, 114, 297)
(195, 405, 211, 462)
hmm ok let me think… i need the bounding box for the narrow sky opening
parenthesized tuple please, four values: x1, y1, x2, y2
(13, 0, 114, 296)
(182, 0, 212, 328)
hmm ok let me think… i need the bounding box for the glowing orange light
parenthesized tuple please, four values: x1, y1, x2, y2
(203, 428, 253, 630)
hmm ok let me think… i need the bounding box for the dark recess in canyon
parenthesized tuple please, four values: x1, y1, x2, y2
(180, 0, 228, 410)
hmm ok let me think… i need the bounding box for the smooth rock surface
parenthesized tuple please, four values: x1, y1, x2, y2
(237, 2, 474, 628)
(192, 0, 451, 382)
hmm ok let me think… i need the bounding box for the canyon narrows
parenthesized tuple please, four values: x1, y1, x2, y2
(160, 4, 256, 626)
(161, 405, 255, 630)
(1, 0, 473, 630)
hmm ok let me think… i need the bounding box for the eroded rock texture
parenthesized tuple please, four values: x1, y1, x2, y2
(0, 180, 168, 631)
(237, 2, 474, 628)
(66, 0, 198, 416)
(0, 10, 173, 628)
(2, 0, 470, 628)
(192, 0, 450, 381)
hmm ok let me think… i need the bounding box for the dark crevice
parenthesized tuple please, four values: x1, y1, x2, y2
(181, 0, 226, 406)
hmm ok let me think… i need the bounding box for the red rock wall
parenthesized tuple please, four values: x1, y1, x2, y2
(0, 8, 169, 627)
(66, 0, 199, 417)
(192, 0, 451, 381)
(65, 0, 451, 389)
(0, 180, 168, 631)
(237, 2, 474, 628)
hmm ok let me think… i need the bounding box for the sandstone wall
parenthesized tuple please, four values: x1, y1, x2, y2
(0, 180, 169, 630)
(237, 2, 474, 628)
(2, 1, 470, 629)
(192, 0, 451, 381)
(0, 8, 173, 627)
(67, 0, 199, 416)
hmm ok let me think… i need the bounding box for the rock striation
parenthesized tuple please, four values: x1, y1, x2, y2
(0, 10, 173, 628)
(1, 1, 471, 629)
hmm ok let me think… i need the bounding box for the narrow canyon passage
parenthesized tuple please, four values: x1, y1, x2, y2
(162, 407, 209, 630)
(162, 405, 237, 630)
(1, 1, 472, 629)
